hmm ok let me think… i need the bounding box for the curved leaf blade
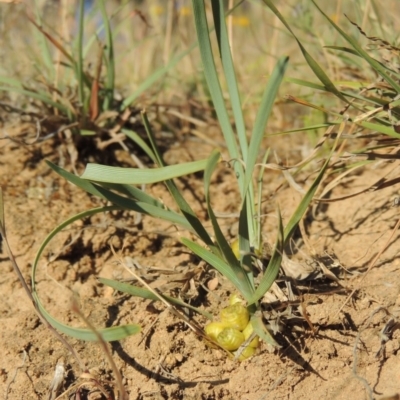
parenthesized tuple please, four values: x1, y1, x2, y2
(32, 206, 141, 341)
(81, 159, 208, 184)
(99, 278, 212, 320)
(182, 238, 254, 302)
(247, 210, 284, 305)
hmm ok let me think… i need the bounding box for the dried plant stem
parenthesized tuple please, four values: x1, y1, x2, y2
(71, 299, 128, 400)
(110, 245, 229, 354)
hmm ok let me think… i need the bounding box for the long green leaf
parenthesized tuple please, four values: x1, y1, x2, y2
(33, 0, 55, 80)
(122, 129, 158, 164)
(32, 206, 141, 341)
(192, 0, 245, 193)
(99, 0, 114, 110)
(211, 0, 247, 161)
(141, 111, 217, 252)
(35, 300, 140, 341)
(0, 87, 70, 114)
(81, 159, 208, 184)
(76, 0, 85, 107)
(47, 161, 195, 231)
(311, 0, 400, 93)
(246, 57, 288, 186)
(120, 43, 196, 110)
(0, 76, 24, 88)
(203, 150, 254, 294)
(240, 56, 289, 247)
(247, 211, 284, 305)
(99, 278, 212, 319)
(284, 158, 330, 242)
(262, 0, 348, 104)
(182, 238, 254, 302)
(237, 199, 255, 288)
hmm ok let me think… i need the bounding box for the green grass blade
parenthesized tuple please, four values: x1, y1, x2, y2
(99, 278, 212, 320)
(32, 205, 141, 341)
(284, 76, 328, 92)
(82, 2, 128, 57)
(262, 0, 348, 103)
(237, 200, 255, 288)
(274, 124, 332, 136)
(324, 45, 360, 57)
(191, 0, 243, 182)
(240, 56, 288, 248)
(81, 159, 209, 184)
(203, 150, 254, 294)
(100, 182, 165, 208)
(284, 158, 330, 242)
(356, 121, 399, 138)
(311, 0, 400, 93)
(122, 129, 158, 164)
(246, 56, 288, 183)
(76, 0, 85, 108)
(256, 149, 270, 249)
(120, 43, 196, 110)
(182, 238, 254, 302)
(251, 315, 280, 348)
(34, 300, 140, 341)
(33, 0, 55, 80)
(211, 0, 247, 160)
(247, 211, 284, 305)
(47, 161, 195, 230)
(0, 76, 24, 88)
(98, 0, 114, 110)
(141, 112, 217, 251)
(0, 87, 71, 115)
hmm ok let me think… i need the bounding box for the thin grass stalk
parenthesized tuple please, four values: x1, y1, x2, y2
(98, 0, 114, 111)
(256, 149, 270, 251)
(240, 56, 288, 249)
(33, 0, 54, 80)
(53, 0, 69, 116)
(191, 0, 245, 194)
(163, 0, 174, 65)
(141, 112, 217, 252)
(211, 0, 248, 161)
(76, 0, 85, 110)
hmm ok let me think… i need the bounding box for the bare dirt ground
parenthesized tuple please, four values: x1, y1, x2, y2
(1, 120, 400, 400)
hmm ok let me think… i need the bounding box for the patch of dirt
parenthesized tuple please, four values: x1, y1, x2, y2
(1, 129, 400, 400)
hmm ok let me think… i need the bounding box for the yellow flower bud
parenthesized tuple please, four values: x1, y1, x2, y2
(242, 321, 259, 348)
(220, 304, 249, 331)
(205, 322, 229, 342)
(229, 293, 243, 306)
(217, 327, 245, 351)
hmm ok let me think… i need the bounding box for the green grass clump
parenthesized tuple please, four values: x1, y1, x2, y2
(30, 0, 330, 353)
(0, 0, 196, 139)
(264, 0, 400, 199)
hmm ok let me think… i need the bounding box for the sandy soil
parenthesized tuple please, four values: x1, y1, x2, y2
(0, 120, 400, 400)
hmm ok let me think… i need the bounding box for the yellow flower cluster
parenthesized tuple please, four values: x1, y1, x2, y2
(205, 297, 259, 361)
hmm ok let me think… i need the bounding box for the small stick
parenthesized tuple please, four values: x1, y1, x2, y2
(110, 246, 230, 355)
(71, 298, 128, 400)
